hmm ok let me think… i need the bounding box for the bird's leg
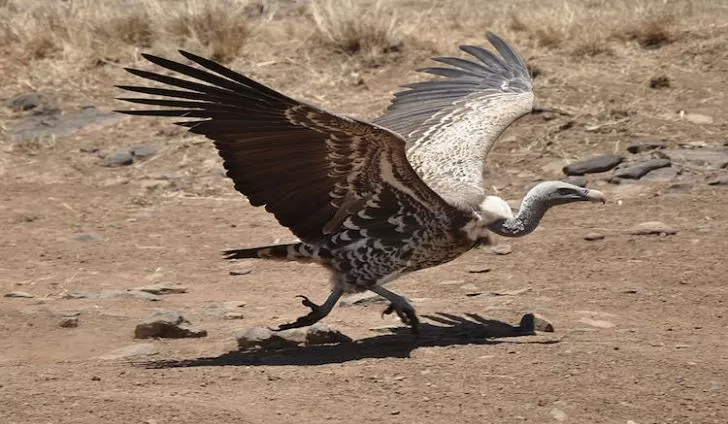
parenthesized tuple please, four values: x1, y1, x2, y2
(276, 289, 343, 331)
(369, 285, 420, 335)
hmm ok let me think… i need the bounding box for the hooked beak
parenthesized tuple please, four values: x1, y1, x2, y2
(584, 189, 606, 204)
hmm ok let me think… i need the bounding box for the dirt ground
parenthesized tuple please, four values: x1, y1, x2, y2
(1, 1, 728, 423)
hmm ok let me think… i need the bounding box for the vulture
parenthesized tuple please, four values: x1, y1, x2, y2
(116, 32, 605, 334)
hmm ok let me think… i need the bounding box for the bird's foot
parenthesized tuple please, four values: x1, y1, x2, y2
(382, 302, 420, 336)
(276, 295, 326, 331)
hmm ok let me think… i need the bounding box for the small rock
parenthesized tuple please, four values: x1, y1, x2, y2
(72, 232, 104, 242)
(235, 327, 304, 350)
(59, 316, 79, 328)
(578, 317, 616, 328)
(648, 75, 670, 89)
(224, 311, 245, 320)
(4, 291, 35, 299)
(133, 282, 188, 295)
(708, 176, 728, 186)
(640, 166, 679, 182)
(339, 292, 387, 307)
(684, 113, 714, 125)
(613, 159, 671, 179)
(629, 221, 678, 236)
(229, 269, 252, 276)
(491, 244, 512, 255)
(563, 154, 624, 176)
(467, 267, 491, 274)
(561, 175, 588, 187)
(107, 149, 134, 167)
(305, 323, 353, 345)
(520, 313, 554, 333)
(98, 343, 160, 360)
(662, 147, 728, 170)
(9, 106, 123, 144)
(626, 142, 666, 154)
(134, 310, 207, 339)
(5, 91, 57, 113)
(584, 232, 605, 241)
(550, 407, 568, 422)
(129, 144, 157, 158)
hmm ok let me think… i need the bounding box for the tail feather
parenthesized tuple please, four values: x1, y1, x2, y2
(223, 243, 311, 261)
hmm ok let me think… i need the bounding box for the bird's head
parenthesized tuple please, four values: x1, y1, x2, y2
(533, 181, 606, 207)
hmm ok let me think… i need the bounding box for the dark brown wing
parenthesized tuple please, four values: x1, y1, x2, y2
(116, 51, 460, 243)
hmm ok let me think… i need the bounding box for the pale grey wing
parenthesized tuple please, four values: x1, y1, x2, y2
(116, 51, 459, 243)
(374, 32, 534, 147)
(373, 32, 534, 209)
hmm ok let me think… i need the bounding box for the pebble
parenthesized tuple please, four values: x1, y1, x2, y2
(584, 232, 605, 241)
(134, 310, 207, 339)
(229, 269, 252, 276)
(235, 327, 303, 350)
(626, 142, 666, 154)
(629, 221, 678, 236)
(132, 282, 188, 295)
(4, 291, 35, 299)
(563, 154, 624, 176)
(491, 244, 512, 255)
(97, 343, 160, 360)
(305, 323, 353, 346)
(662, 147, 728, 170)
(129, 144, 157, 158)
(224, 311, 245, 320)
(106, 149, 134, 167)
(467, 267, 491, 274)
(613, 159, 671, 179)
(339, 292, 387, 307)
(59, 316, 79, 328)
(520, 313, 554, 333)
(707, 176, 728, 186)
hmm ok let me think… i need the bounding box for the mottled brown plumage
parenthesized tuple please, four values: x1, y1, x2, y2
(116, 33, 604, 334)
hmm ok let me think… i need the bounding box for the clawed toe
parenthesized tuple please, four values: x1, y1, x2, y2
(276, 294, 329, 331)
(381, 303, 420, 335)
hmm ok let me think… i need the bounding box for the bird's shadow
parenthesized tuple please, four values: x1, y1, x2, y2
(138, 312, 559, 368)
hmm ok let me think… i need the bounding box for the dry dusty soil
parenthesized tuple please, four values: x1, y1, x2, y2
(1, 4, 728, 424)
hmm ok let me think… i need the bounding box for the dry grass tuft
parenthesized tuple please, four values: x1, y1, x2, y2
(311, 0, 406, 67)
(0, 0, 260, 65)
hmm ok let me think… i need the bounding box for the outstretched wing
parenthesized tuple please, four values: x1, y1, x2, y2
(116, 51, 462, 244)
(373, 32, 534, 208)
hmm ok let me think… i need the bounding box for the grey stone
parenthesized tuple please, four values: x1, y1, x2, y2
(305, 323, 353, 345)
(629, 221, 678, 236)
(491, 244, 512, 255)
(561, 175, 588, 187)
(640, 166, 679, 182)
(72, 232, 103, 242)
(708, 176, 728, 186)
(584, 232, 605, 241)
(98, 343, 160, 360)
(133, 282, 188, 295)
(129, 144, 157, 158)
(235, 327, 305, 350)
(339, 292, 387, 307)
(563, 154, 624, 175)
(662, 147, 728, 170)
(229, 269, 252, 276)
(6, 91, 57, 113)
(9, 106, 124, 143)
(627, 142, 666, 154)
(59, 316, 79, 328)
(106, 149, 134, 167)
(61, 290, 161, 301)
(519, 313, 554, 333)
(613, 159, 671, 179)
(224, 311, 245, 320)
(4, 291, 35, 299)
(134, 310, 207, 339)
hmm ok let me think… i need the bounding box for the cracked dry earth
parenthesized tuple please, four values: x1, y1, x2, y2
(2, 33, 728, 424)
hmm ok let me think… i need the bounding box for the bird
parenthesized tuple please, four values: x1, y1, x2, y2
(115, 32, 605, 334)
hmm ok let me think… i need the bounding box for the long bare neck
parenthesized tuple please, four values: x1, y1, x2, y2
(486, 191, 549, 237)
